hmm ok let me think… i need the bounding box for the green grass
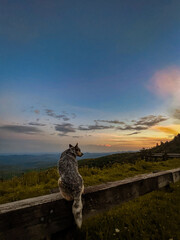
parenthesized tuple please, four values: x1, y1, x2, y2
(80, 158, 180, 186)
(0, 158, 180, 204)
(78, 182, 180, 240)
(78, 152, 141, 168)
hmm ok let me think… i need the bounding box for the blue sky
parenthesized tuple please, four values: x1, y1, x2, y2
(0, 0, 180, 153)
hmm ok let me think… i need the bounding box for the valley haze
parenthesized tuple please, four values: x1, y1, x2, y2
(0, 152, 131, 178)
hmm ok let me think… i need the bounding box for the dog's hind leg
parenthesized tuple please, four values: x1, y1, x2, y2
(58, 177, 73, 201)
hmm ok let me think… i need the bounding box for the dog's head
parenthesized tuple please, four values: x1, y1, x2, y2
(69, 143, 83, 157)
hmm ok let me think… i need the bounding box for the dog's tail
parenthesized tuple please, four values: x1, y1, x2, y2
(72, 193, 83, 228)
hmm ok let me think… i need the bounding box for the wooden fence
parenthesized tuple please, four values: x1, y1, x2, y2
(141, 152, 180, 161)
(0, 168, 180, 240)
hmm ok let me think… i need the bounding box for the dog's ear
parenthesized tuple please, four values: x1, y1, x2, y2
(75, 143, 78, 147)
(69, 144, 73, 148)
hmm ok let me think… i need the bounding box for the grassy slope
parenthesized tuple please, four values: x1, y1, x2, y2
(78, 182, 180, 240)
(151, 133, 180, 153)
(78, 152, 140, 168)
(0, 158, 180, 204)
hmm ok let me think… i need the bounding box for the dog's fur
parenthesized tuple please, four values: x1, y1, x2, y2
(58, 143, 84, 228)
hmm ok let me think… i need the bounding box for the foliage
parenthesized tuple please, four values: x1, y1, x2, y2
(77, 182, 180, 240)
(79, 158, 180, 187)
(0, 158, 180, 204)
(78, 152, 141, 168)
(150, 133, 180, 153)
(0, 168, 59, 204)
(79, 134, 180, 170)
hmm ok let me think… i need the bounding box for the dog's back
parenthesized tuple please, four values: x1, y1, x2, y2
(58, 144, 84, 228)
(58, 148, 83, 198)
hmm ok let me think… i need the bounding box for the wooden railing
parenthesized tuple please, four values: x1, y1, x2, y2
(0, 168, 180, 240)
(141, 152, 180, 161)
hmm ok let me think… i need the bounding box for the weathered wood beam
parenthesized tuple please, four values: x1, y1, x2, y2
(0, 168, 180, 240)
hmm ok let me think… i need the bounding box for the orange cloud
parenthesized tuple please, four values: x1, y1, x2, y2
(97, 144, 112, 147)
(105, 144, 111, 147)
(152, 126, 179, 135)
(108, 135, 172, 150)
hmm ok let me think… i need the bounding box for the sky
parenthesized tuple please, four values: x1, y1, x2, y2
(0, 0, 180, 153)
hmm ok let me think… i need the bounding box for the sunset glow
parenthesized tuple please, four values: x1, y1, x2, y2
(0, 1, 180, 153)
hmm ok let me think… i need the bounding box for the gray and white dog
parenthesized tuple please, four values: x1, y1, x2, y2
(58, 143, 84, 228)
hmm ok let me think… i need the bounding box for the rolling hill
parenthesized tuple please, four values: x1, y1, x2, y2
(150, 133, 180, 153)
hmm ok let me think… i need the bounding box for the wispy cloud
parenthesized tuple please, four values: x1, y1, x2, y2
(77, 115, 167, 134)
(28, 122, 46, 126)
(172, 108, 180, 120)
(58, 133, 68, 137)
(111, 136, 171, 145)
(72, 135, 83, 138)
(0, 125, 42, 134)
(96, 119, 125, 124)
(117, 125, 148, 131)
(45, 109, 70, 121)
(62, 117, 70, 121)
(127, 131, 140, 135)
(152, 126, 179, 135)
(117, 115, 167, 132)
(78, 124, 114, 131)
(133, 115, 167, 127)
(96, 144, 112, 147)
(55, 123, 76, 136)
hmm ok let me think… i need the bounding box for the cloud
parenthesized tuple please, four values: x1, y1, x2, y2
(96, 119, 125, 124)
(172, 109, 180, 120)
(105, 136, 173, 151)
(111, 136, 171, 144)
(71, 113, 76, 119)
(78, 124, 114, 131)
(117, 115, 167, 132)
(152, 126, 179, 135)
(0, 125, 42, 134)
(117, 125, 148, 131)
(134, 115, 167, 127)
(28, 122, 46, 126)
(55, 123, 76, 135)
(77, 115, 167, 134)
(63, 117, 70, 121)
(96, 144, 112, 147)
(58, 133, 68, 137)
(34, 109, 40, 114)
(148, 67, 180, 103)
(45, 109, 70, 121)
(127, 131, 140, 135)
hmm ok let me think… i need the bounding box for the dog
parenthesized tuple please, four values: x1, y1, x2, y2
(58, 143, 84, 228)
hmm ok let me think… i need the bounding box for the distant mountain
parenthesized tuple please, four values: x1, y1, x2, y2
(150, 133, 180, 153)
(0, 152, 119, 166)
(0, 154, 60, 167)
(0, 152, 121, 178)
